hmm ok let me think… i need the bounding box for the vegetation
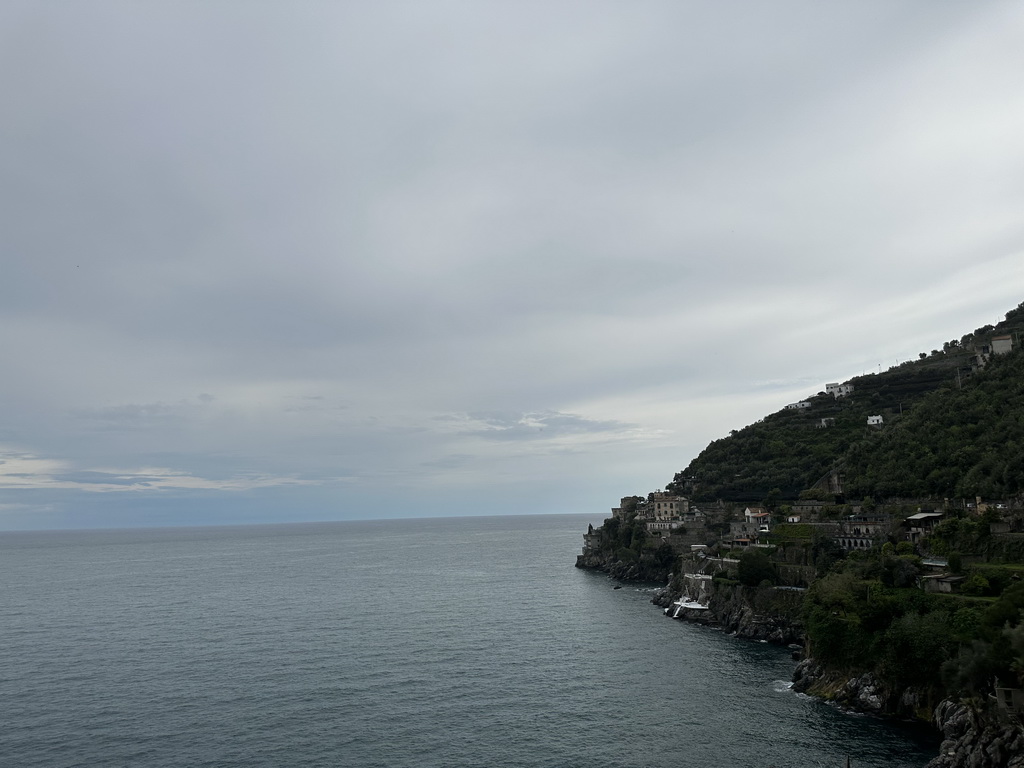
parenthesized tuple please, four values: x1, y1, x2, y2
(669, 301, 1024, 705)
(589, 512, 677, 572)
(667, 302, 1024, 503)
(737, 548, 777, 586)
(803, 544, 1024, 701)
(585, 300, 1024, 711)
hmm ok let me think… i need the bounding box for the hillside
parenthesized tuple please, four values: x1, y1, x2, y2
(667, 301, 1024, 504)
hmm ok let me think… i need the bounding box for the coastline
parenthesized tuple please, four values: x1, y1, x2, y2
(579, 554, 1024, 768)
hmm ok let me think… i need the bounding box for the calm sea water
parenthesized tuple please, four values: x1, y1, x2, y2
(1, 514, 937, 768)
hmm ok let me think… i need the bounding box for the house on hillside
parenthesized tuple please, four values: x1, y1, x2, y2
(836, 512, 890, 551)
(744, 506, 772, 532)
(817, 418, 836, 429)
(867, 415, 884, 426)
(681, 507, 707, 525)
(785, 401, 812, 410)
(725, 507, 772, 545)
(645, 519, 683, 535)
(641, 491, 689, 520)
(904, 511, 945, 543)
(826, 383, 854, 398)
(610, 496, 642, 519)
(993, 335, 1014, 355)
(921, 574, 966, 594)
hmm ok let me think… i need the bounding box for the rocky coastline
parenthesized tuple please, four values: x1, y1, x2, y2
(926, 699, 1024, 768)
(582, 557, 1024, 768)
(575, 550, 672, 583)
(651, 577, 804, 645)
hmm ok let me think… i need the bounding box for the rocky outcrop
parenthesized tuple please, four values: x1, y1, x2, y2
(926, 699, 1024, 768)
(790, 658, 937, 719)
(791, 659, 891, 714)
(575, 552, 671, 583)
(653, 579, 804, 645)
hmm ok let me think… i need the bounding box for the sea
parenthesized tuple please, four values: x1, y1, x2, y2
(1, 513, 939, 768)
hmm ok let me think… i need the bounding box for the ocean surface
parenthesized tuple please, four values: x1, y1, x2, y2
(1, 514, 938, 768)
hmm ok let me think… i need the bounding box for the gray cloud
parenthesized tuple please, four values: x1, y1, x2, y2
(1, 1, 1023, 528)
(462, 411, 634, 441)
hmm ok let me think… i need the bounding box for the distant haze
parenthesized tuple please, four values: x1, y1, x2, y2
(2, 1, 1023, 530)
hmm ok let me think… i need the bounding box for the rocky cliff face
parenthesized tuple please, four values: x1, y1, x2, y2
(575, 551, 671, 583)
(579, 531, 1024, 768)
(652, 579, 804, 645)
(792, 660, 1024, 767)
(790, 657, 942, 720)
(791, 659, 899, 715)
(926, 699, 1024, 768)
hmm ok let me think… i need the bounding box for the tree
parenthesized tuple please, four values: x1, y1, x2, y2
(962, 573, 990, 596)
(948, 551, 963, 574)
(737, 548, 777, 586)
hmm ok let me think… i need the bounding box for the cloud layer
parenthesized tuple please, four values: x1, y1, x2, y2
(2, 1, 1023, 528)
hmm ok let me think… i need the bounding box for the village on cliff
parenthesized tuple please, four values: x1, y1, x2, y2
(575, 327, 1024, 758)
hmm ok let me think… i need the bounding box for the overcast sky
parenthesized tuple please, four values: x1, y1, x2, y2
(2, 1, 1023, 530)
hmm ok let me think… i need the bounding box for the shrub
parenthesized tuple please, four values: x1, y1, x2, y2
(738, 548, 778, 587)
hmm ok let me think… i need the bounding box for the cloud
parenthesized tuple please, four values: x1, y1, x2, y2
(459, 411, 635, 441)
(0, 1, 1022, 528)
(0, 446, 311, 493)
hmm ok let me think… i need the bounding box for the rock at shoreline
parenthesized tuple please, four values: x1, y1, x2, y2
(926, 699, 1024, 768)
(655, 579, 804, 645)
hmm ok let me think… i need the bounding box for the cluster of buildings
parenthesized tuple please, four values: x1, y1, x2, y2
(611, 492, 707, 535)
(607, 489, 1015, 559)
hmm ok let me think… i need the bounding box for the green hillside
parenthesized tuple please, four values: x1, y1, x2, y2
(668, 301, 1024, 503)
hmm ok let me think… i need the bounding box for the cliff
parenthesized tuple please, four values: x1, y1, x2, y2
(575, 548, 673, 582)
(652, 577, 805, 645)
(577, 300, 1024, 768)
(791, 658, 931, 718)
(927, 700, 1024, 768)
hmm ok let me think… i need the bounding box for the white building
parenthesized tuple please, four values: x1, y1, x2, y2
(826, 382, 854, 398)
(993, 335, 1014, 355)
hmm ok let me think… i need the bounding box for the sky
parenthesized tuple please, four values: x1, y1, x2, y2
(2, 1, 1024, 530)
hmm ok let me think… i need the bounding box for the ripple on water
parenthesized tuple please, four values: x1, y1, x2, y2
(0, 516, 938, 768)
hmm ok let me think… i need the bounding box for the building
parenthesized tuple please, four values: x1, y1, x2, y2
(645, 519, 683, 534)
(836, 512, 890, 550)
(826, 382, 854, 398)
(633, 492, 690, 521)
(993, 335, 1014, 355)
(785, 401, 812, 410)
(904, 511, 945, 542)
(867, 415, 884, 426)
(744, 506, 772, 532)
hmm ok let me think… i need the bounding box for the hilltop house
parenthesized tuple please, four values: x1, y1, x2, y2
(993, 335, 1014, 355)
(785, 401, 812, 410)
(826, 382, 854, 398)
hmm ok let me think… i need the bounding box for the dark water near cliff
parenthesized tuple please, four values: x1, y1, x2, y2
(1, 514, 936, 767)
